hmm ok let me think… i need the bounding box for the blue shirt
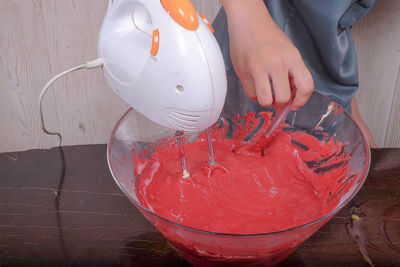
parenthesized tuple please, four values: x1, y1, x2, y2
(213, 0, 379, 114)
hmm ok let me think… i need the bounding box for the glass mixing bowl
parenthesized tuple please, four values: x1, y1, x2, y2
(107, 92, 370, 267)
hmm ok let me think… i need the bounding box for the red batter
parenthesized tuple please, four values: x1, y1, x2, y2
(133, 112, 355, 234)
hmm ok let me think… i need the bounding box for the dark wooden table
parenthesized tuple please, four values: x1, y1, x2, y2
(0, 145, 399, 266)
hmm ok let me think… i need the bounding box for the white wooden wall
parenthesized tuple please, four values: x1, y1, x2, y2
(352, 0, 400, 147)
(0, 0, 399, 153)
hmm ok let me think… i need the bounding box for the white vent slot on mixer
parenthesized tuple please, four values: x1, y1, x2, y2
(168, 111, 200, 130)
(170, 112, 199, 122)
(168, 119, 197, 130)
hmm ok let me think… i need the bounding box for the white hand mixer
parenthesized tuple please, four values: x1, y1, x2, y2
(39, 0, 227, 178)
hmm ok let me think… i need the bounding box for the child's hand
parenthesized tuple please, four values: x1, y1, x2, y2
(221, 0, 314, 109)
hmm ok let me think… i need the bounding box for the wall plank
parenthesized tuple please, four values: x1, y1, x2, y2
(37, 0, 129, 148)
(352, 0, 400, 147)
(192, 0, 221, 21)
(0, 0, 129, 152)
(385, 67, 400, 147)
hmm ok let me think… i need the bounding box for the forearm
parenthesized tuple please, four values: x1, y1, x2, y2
(220, 0, 275, 31)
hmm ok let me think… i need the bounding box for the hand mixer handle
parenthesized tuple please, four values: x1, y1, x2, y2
(159, 0, 199, 31)
(105, 0, 199, 57)
(141, 0, 201, 57)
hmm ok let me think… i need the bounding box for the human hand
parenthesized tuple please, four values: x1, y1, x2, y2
(220, 0, 314, 109)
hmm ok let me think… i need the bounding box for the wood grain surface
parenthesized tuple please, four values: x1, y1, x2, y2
(352, 0, 400, 148)
(0, 145, 399, 266)
(0, 0, 399, 152)
(385, 66, 400, 147)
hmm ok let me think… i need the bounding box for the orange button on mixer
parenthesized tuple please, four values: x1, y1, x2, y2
(161, 0, 199, 31)
(151, 29, 160, 56)
(199, 14, 214, 33)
